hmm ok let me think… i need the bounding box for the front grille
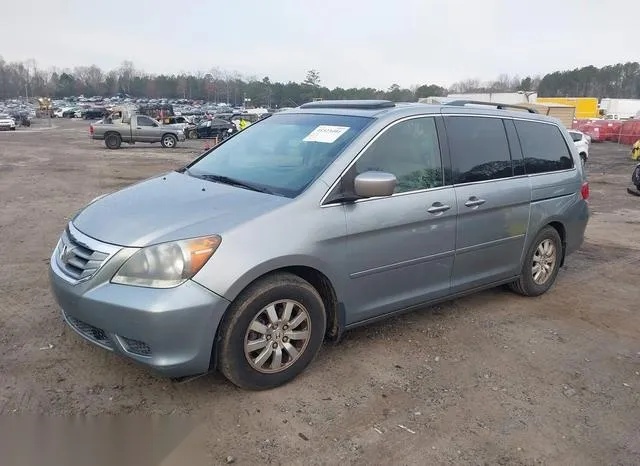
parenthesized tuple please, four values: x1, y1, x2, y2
(67, 316, 113, 349)
(120, 337, 152, 356)
(56, 228, 109, 281)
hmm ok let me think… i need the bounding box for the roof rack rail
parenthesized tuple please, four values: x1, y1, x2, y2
(299, 100, 395, 110)
(444, 100, 538, 114)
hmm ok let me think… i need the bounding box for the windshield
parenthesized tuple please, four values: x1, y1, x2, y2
(186, 113, 372, 197)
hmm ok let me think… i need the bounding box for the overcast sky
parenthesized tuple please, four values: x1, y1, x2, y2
(2, 0, 639, 89)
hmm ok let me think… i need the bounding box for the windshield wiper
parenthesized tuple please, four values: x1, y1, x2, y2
(198, 174, 273, 194)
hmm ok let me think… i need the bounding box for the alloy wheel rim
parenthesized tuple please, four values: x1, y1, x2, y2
(164, 137, 175, 147)
(532, 239, 556, 285)
(244, 300, 311, 374)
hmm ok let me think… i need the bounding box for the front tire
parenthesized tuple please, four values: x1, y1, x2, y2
(218, 273, 326, 390)
(161, 134, 177, 148)
(510, 226, 563, 297)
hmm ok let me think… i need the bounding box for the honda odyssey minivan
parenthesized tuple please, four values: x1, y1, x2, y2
(49, 100, 589, 389)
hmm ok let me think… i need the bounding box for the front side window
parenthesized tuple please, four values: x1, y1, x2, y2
(446, 116, 513, 184)
(187, 113, 372, 197)
(137, 116, 156, 127)
(514, 120, 574, 174)
(354, 117, 443, 193)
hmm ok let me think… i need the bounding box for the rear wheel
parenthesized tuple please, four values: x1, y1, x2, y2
(218, 273, 326, 390)
(161, 134, 177, 148)
(510, 226, 562, 297)
(104, 133, 121, 149)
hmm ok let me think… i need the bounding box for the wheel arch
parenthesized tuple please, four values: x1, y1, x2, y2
(208, 262, 343, 372)
(545, 220, 567, 266)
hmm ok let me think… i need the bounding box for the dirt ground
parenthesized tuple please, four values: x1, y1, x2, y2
(0, 119, 639, 465)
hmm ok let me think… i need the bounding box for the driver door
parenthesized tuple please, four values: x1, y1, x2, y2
(134, 115, 158, 142)
(340, 116, 456, 324)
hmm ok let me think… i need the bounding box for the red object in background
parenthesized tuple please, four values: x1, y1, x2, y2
(89, 125, 94, 135)
(619, 119, 640, 145)
(572, 119, 623, 142)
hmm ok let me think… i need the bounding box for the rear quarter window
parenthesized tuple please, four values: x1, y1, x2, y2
(514, 120, 574, 174)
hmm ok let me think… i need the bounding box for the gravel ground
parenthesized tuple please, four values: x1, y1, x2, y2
(0, 119, 639, 465)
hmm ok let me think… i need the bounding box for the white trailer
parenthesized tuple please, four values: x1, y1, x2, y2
(599, 99, 640, 119)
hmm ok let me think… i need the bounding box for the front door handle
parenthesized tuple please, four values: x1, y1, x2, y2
(427, 202, 451, 214)
(464, 196, 486, 208)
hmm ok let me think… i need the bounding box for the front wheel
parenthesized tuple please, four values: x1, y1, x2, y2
(510, 226, 563, 297)
(218, 273, 326, 390)
(188, 129, 198, 139)
(161, 134, 177, 148)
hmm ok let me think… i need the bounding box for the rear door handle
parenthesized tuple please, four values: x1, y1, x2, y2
(427, 202, 451, 214)
(464, 197, 486, 208)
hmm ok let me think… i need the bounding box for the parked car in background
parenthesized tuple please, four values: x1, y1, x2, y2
(0, 114, 16, 130)
(160, 115, 195, 136)
(190, 117, 237, 139)
(90, 113, 186, 149)
(568, 129, 590, 164)
(50, 100, 589, 390)
(82, 107, 108, 120)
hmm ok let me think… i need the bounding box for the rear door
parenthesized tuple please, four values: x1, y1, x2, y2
(444, 115, 531, 292)
(339, 116, 457, 323)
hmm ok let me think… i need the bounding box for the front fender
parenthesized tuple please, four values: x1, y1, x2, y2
(193, 254, 345, 304)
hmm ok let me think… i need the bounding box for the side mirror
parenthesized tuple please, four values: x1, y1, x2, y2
(354, 171, 397, 198)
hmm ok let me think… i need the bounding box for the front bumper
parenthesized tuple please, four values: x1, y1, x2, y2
(48, 232, 230, 378)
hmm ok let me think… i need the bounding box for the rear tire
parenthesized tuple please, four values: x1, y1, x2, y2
(218, 273, 326, 390)
(510, 226, 563, 297)
(104, 133, 121, 150)
(161, 134, 177, 148)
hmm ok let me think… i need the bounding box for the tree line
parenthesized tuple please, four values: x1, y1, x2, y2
(1, 56, 639, 106)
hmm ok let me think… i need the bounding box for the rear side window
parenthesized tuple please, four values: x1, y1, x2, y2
(445, 116, 513, 184)
(569, 131, 582, 142)
(514, 121, 574, 174)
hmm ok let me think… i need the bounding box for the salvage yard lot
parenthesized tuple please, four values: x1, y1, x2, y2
(1, 119, 639, 465)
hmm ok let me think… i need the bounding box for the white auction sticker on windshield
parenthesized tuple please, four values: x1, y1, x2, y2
(303, 125, 350, 143)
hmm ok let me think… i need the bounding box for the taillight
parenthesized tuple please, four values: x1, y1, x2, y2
(581, 181, 589, 200)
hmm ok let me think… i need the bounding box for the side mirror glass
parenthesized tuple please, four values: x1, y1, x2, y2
(354, 171, 397, 198)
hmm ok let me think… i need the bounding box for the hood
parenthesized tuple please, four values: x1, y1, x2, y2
(73, 171, 290, 247)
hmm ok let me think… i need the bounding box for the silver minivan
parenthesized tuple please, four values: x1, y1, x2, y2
(49, 100, 589, 389)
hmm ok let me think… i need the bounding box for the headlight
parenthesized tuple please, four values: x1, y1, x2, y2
(112, 235, 221, 288)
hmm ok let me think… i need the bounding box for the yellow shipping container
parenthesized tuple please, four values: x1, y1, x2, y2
(536, 97, 598, 119)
